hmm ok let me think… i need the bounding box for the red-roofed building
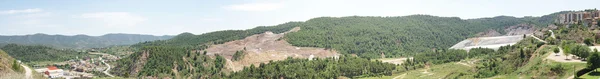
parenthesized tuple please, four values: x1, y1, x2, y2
(44, 66, 64, 78)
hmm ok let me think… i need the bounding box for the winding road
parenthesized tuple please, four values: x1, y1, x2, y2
(90, 52, 115, 77)
(20, 64, 32, 79)
(529, 34, 547, 43)
(549, 30, 556, 39)
(101, 60, 114, 77)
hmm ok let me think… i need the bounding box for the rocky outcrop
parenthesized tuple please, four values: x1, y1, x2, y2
(128, 51, 149, 77)
(504, 23, 537, 36)
(476, 30, 502, 37)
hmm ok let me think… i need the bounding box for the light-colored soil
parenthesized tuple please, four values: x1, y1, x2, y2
(101, 60, 114, 77)
(545, 47, 585, 63)
(450, 35, 524, 51)
(530, 35, 547, 43)
(379, 57, 411, 65)
(504, 23, 537, 36)
(589, 46, 600, 51)
(451, 34, 546, 51)
(21, 64, 32, 79)
(549, 30, 556, 39)
(204, 27, 339, 71)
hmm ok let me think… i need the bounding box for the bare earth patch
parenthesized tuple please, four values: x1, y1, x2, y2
(379, 57, 412, 65)
(204, 27, 339, 71)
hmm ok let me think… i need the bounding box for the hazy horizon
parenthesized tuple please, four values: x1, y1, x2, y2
(1, 0, 598, 36)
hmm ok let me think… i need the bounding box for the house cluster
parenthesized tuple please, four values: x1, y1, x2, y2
(556, 9, 600, 27)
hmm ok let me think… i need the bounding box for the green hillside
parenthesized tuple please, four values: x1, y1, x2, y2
(284, 15, 558, 58)
(0, 44, 87, 62)
(132, 22, 301, 48)
(136, 14, 560, 58)
(0, 33, 173, 48)
(115, 12, 569, 78)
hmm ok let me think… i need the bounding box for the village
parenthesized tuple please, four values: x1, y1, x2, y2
(30, 49, 120, 79)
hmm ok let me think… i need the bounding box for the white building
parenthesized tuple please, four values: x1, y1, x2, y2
(44, 66, 64, 78)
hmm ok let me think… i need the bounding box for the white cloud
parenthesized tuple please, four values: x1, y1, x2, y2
(198, 18, 223, 22)
(224, 2, 284, 12)
(17, 12, 52, 18)
(79, 12, 147, 27)
(0, 8, 42, 14)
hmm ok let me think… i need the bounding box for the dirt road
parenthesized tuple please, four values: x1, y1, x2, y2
(549, 30, 556, 39)
(91, 52, 116, 77)
(380, 57, 411, 65)
(101, 60, 115, 77)
(20, 64, 32, 79)
(529, 34, 547, 43)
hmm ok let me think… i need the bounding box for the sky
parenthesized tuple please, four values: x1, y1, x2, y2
(0, 0, 598, 36)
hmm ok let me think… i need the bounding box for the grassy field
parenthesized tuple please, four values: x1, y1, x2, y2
(491, 49, 587, 79)
(360, 61, 474, 79)
(580, 68, 600, 79)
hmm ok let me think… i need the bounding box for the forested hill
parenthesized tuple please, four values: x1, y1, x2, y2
(0, 44, 86, 62)
(132, 22, 302, 48)
(134, 13, 563, 58)
(0, 33, 173, 48)
(284, 14, 562, 58)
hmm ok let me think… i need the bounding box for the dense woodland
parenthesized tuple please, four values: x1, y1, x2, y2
(112, 46, 229, 78)
(132, 22, 301, 48)
(133, 13, 562, 59)
(228, 56, 396, 79)
(283, 14, 562, 58)
(112, 46, 395, 78)
(0, 44, 86, 62)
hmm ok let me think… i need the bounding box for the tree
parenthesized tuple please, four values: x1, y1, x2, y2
(571, 45, 591, 60)
(587, 52, 600, 71)
(597, 19, 600, 26)
(547, 37, 556, 45)
(233, 50, 244, 61)
(11, 60, 22, 72)
(554, 47, 560, 56)
(585, 38, 594, 46)
(563, 45, 571, 60)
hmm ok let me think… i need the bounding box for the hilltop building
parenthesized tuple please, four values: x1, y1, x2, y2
(557, 10, 600, 27)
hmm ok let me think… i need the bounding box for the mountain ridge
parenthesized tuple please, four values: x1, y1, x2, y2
(0, 33, 174, 48)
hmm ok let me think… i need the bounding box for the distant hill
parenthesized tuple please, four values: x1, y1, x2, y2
(0, 33, 173, 48)
(0, 44, 86, 62)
